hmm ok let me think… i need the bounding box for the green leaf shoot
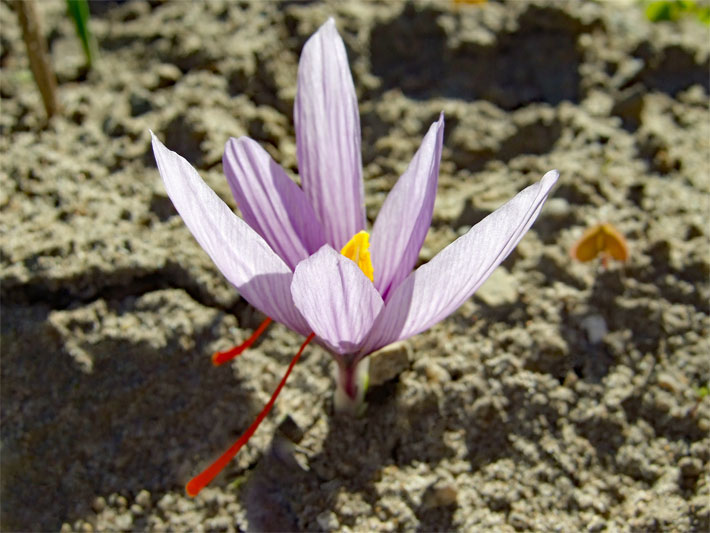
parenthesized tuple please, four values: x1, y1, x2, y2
(66, 0, 98, 68)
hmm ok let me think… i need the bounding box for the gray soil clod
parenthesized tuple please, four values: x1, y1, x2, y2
(1, 0, 709, 532)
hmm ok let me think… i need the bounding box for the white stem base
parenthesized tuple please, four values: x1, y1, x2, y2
(334, 357, 369, 416)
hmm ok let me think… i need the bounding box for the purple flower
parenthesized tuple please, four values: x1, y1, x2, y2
(151, 18, 558, 496)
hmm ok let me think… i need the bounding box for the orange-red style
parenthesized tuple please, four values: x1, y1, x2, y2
(212, 317, 273, 366)
(187, 332, 315, 497)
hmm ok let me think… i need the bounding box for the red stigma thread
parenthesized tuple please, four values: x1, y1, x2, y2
(186, 332, 316, 497)
(212, 317, 273, 366)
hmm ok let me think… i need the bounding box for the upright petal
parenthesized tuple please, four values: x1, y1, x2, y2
(291, 246, 384, 355)
(294, 18, 365, 250)
(223, 137, 326, 270)
(370, 114, 444, 300)
(361, 170, 559, 354)
(151, 133, 310, 336)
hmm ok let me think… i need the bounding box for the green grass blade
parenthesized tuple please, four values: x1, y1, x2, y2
(66, 0, 96, 68)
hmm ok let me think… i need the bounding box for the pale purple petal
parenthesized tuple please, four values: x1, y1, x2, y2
(151, 133, 310, 336)
(223, 137, 326, 270)
(361, 170, 559, 354)
(291, 245, 384, 355)
(294, 18, 365, 250)
(370, 114, 444, 300)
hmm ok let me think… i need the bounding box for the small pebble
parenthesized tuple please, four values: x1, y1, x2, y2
(563, 371, 579, 388)
(92, 496, 106, 513)
(580, 314, 608, 344)
(316, 510, 340, 530)
(679, 456, 702, 478)
(135, 489, 151, 509)
(509, 511, 530, 531)
(154, 64, 182, 89)
(205, 515, 231, 532)
(369, 341, 411, 386)
(544, 197, 571, 218)
(587, 516, 606, 532)
(114, 513, 133, 531)
(657, 372, 681, 393)
(158, 493, 176, 511)
(422, 481, 458, 509)
(278, 414, 304, 443)
(116, 495, 128, 510)
(271, 435, 309, 471)
(425, 362, 450, 383)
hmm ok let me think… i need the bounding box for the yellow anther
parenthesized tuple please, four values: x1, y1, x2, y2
(340, 231, 374, 283)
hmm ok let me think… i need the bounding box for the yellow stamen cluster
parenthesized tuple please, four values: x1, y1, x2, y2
(340, 230, 374, 282)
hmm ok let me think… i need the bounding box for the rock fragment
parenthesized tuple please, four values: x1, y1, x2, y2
(368, 341, 412, 386)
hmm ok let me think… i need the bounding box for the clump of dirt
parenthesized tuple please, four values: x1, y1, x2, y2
(1, 0, 708, 531)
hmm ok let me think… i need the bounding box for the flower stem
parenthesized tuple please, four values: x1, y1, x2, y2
(334, 357, 369, 416)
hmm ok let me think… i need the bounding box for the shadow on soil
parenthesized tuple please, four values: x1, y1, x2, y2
(0, 303, 259, 531)
(370, 4, 590, 110)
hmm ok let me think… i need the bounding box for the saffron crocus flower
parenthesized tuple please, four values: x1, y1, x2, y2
(151, 18, 558, 497)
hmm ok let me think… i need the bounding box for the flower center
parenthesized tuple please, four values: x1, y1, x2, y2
(340, 230, 374, 282)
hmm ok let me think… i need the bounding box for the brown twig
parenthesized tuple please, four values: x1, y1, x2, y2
(12, 0, 61, 119)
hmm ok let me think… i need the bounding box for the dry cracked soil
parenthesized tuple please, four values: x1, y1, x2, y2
(1, 0, 709, 531)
